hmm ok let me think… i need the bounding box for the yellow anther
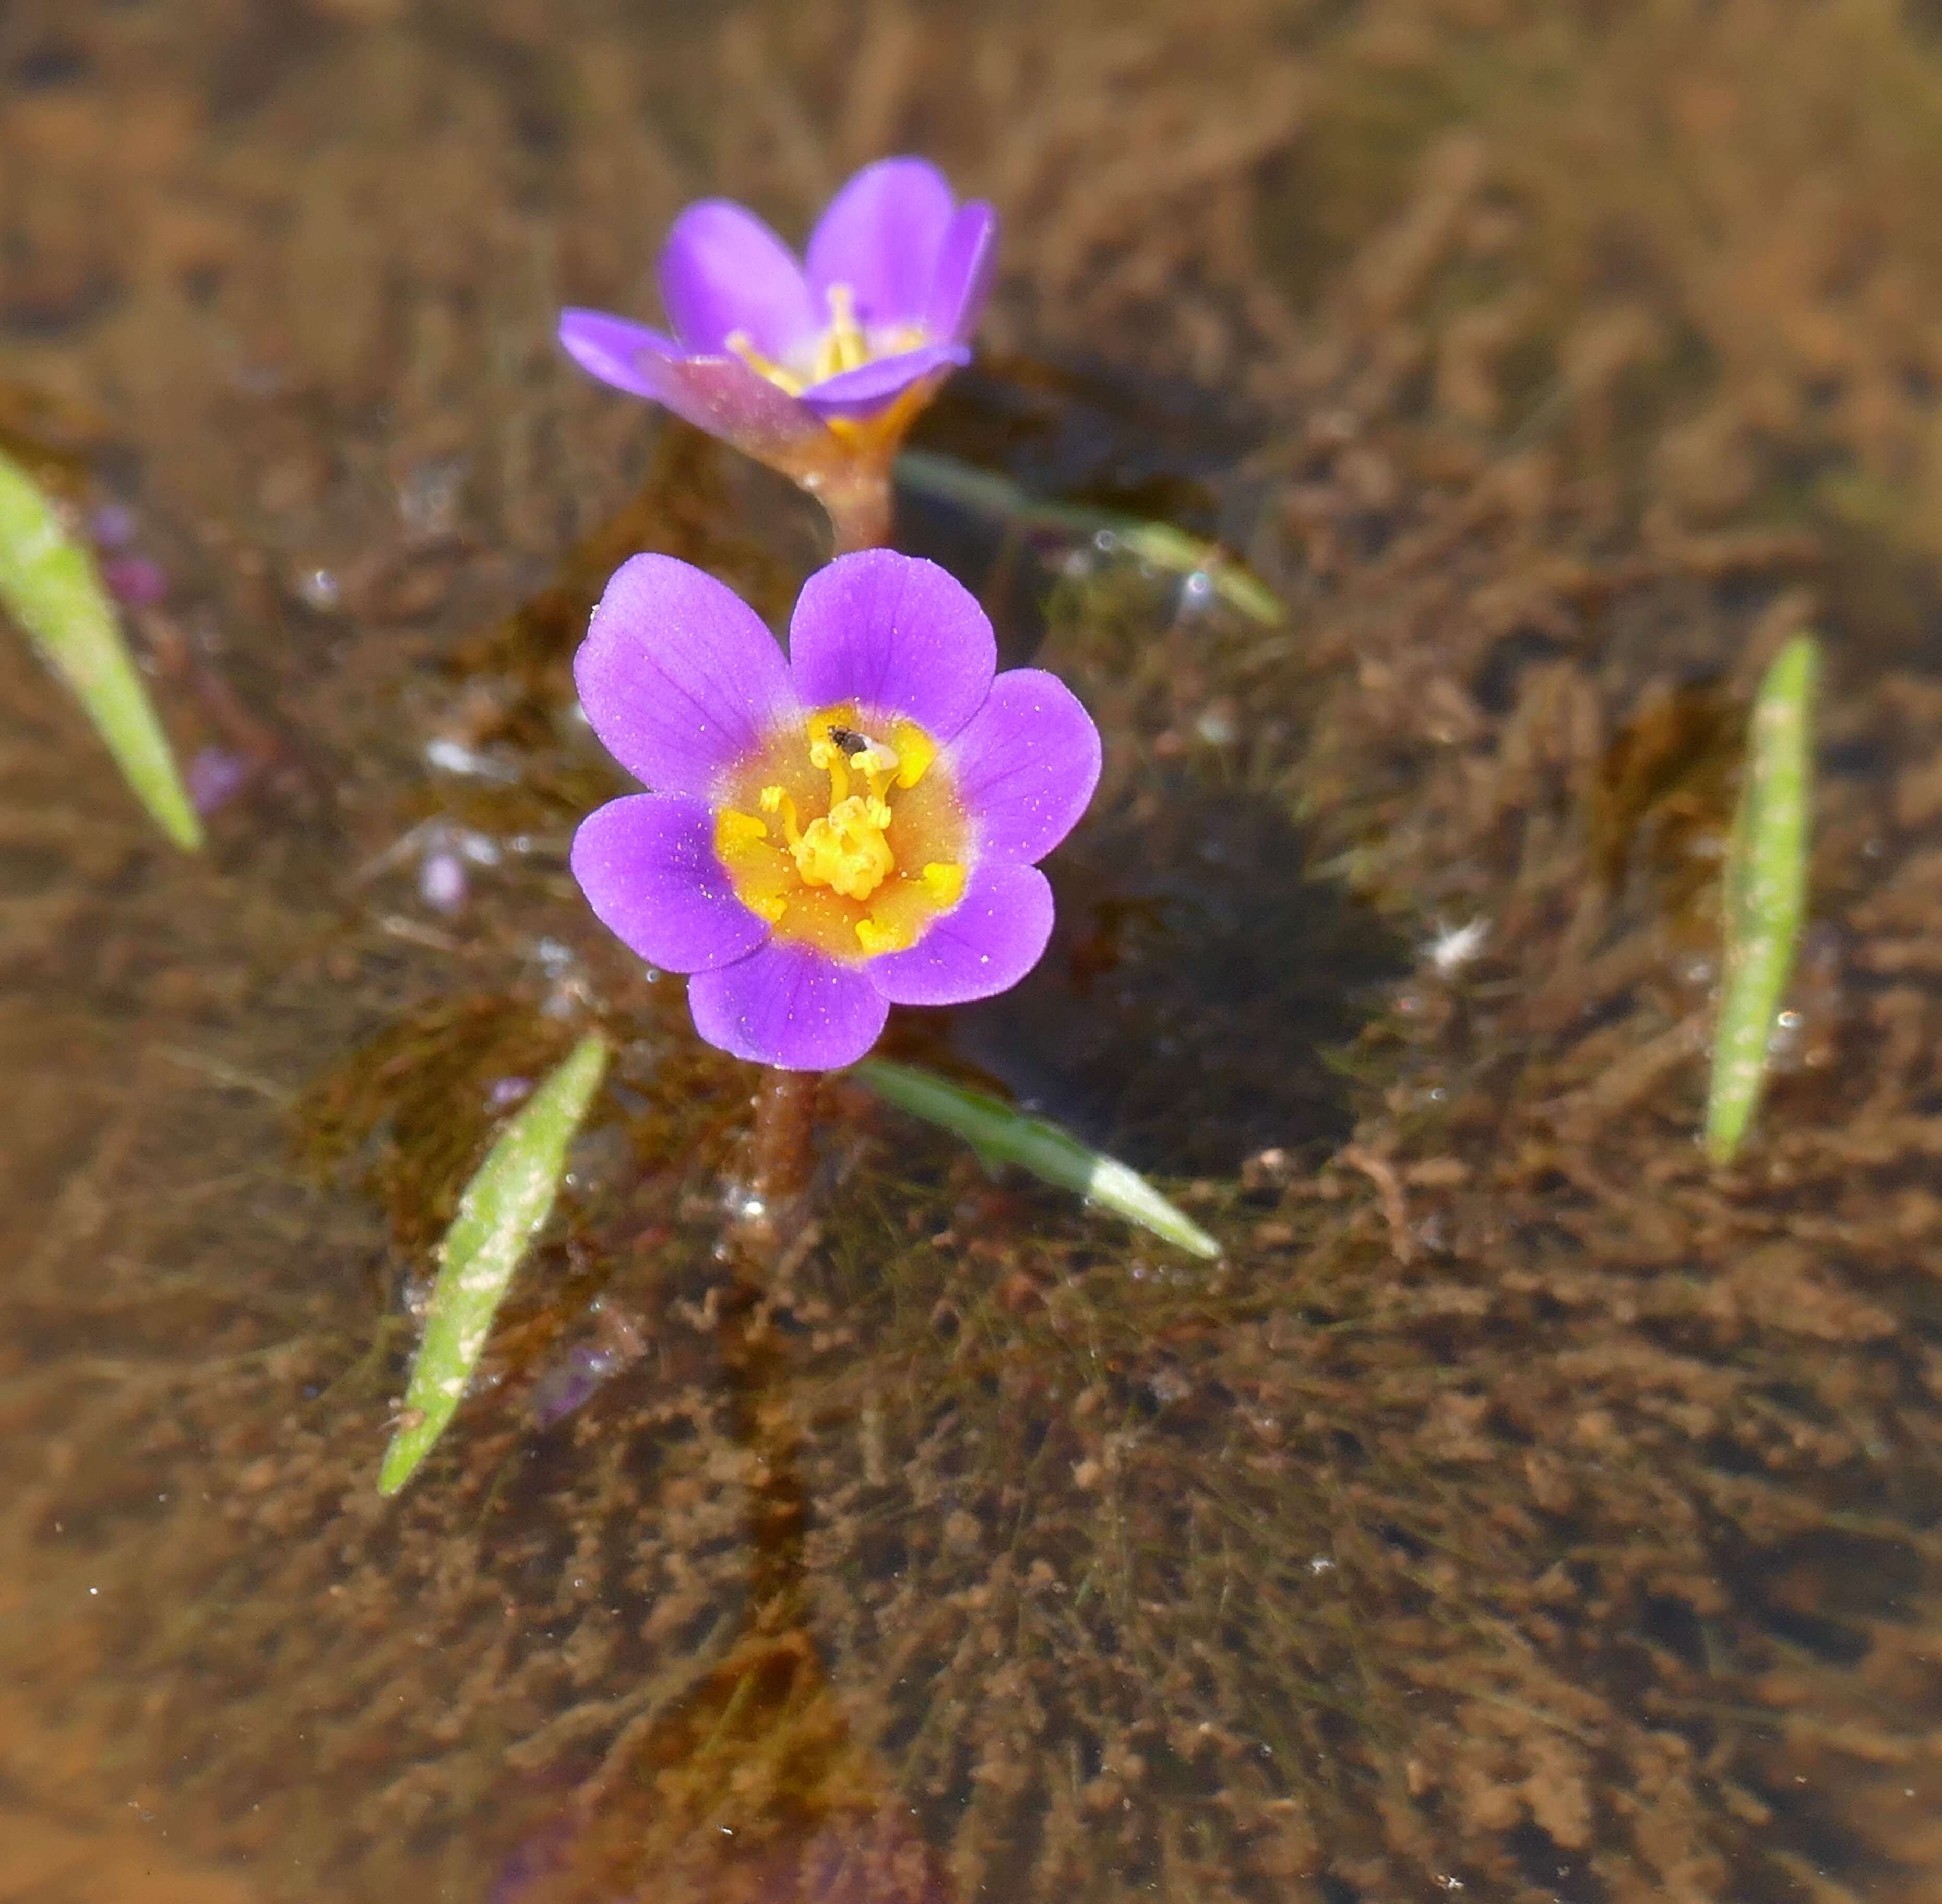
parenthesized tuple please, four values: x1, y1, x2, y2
(807, 735, 851, 801)
(822, 283, 869, 376)
(888, 720, 936, 789)
(791, 793, 895, 899)
(716, 704, 965, 958)
(856, 736, 900, 778)
(920, 861, 966, 908)
(723, 330, 804, 397)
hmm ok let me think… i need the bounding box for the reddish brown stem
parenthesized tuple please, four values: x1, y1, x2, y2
(817, 461, 896, 555)
(749, 1067, 819, 1213)
(733, 449, 890, 1238)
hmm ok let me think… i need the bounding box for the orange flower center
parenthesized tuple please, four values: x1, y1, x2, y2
(713, 704, 969, 963)
(723, 284, 937, 453)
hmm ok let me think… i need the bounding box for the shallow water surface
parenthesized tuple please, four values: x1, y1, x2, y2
(8, 3, 1942, 1901)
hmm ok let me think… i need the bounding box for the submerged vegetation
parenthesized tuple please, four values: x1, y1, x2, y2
(379, 1031, 611, 1495)
(852, 1056, 1220, 1257)
(5, 1, 1942, 1901)
(1705, 637, 1817, 1165)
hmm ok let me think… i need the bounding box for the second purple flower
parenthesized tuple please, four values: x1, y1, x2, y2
(559, 158, 997, 486)
(570, 550, 1099, 1072)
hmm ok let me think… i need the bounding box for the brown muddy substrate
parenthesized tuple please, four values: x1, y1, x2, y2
(6, 2, 1942, 1901)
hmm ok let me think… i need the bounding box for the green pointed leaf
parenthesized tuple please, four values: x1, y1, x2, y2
(1705, 637, 1817, 1164)
(379, 1032, 611, 1495)
(895, 448, 1283, 626)
(853, 1057, 1221, 1259)
(0, 448, 201, 850)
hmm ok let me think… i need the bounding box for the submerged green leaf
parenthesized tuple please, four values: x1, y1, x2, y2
(895, 448, 1283, 626)
(852, 1056, 1222, 1259)
(1705, 636, 1817, 1164)
(378, 1032, 610, 1495)
(0, 447, 201, 850)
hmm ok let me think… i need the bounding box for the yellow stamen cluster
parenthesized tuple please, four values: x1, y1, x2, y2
(712, 705, 968, 960)
(724, 283, 927, 398)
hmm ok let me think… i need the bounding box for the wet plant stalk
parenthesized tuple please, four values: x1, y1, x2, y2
(817, 459, 896, 556)
(742, 447, 896, 1210)
(749, 1069, 820, 1215)
(712, 1266, 809, 1629)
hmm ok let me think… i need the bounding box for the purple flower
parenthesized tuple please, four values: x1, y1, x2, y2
(186, 745, 251, 816)
(102, 555, 169, 608)
(558, 158, 997, 481)
(570, 550, 1099, 1072)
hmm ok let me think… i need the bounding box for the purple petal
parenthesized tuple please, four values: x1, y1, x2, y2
(806, 158, 956, 332)
(633, 356, 832, 472)
(787, 550, 995, 742)
(575, 554, 799, 796)
(946, 669, 1101, 864)
(571, 794, 771, 973)
(925, 203, 999, 343)
(559, 310, 852, 480)
(687, 940, 889, 1070)
(558, 309, 687, 401)
(658, 201, 818, 359)
(799, 341, 969, 419)
(866, 861, 1053, 1005)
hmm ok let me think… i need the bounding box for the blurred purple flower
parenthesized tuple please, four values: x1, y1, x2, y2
(419, 848, 468, 915)
(558, 158, 996, 482)
(528, 1341, 625, 1429)
(186, 746, 250, 816)
(570, 549, 1098, 1072)
(103, 555, 169, 608)
(88, 502, 137, 551)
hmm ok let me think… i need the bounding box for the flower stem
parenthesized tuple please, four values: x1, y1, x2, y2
(734, 453, 891, 1233)
(712, 1262, 808, 1629)
(818, 461, 896, 555)
(748, 1067, 820, 1219)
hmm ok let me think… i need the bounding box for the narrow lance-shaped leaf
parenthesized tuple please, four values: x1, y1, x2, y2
(379, 1032, 611, 1495)
(0, 447, 201, 850)
(1705, 636, 1817, 1164)
(895, 448, 1284, 626)
(852, 1056, 1221, 1259)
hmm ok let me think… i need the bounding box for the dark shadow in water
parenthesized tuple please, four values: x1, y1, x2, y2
(939, 780, 1407, 1173)
(897, 353, 1267, 670)
(916, 354, 1260, 530)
